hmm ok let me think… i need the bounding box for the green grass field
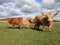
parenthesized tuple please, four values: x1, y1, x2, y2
(0, 22, 60, 45)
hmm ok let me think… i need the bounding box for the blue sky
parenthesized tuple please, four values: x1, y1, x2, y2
(0, 0, 60, 20)
(36, 0, 42, 3)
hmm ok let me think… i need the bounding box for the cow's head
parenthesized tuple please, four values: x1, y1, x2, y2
(6, 18, 12, 23)
(46, 12, 58, 22)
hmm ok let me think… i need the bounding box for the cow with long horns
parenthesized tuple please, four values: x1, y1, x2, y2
(35, 12, 58, 31)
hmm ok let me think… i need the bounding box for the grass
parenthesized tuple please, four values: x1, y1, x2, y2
(0, 22, 60, 45)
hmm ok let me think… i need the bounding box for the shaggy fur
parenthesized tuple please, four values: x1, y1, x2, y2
(19, 18, 31, 29)
(35, 12, 58, 31)
(6, 17, 23, 29)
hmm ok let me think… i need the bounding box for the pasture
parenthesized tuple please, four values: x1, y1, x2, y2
(0, 22, 60, 45)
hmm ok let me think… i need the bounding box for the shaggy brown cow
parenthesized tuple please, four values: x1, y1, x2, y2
(35, 12, 58, 31)
(6, 17, 23, 29)
(19, 18, 31, 29)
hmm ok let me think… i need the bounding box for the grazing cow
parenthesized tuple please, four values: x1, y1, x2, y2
(19, 18, 31, 29)
(6, 17, 23, 29)
(35, 12, 58, 31)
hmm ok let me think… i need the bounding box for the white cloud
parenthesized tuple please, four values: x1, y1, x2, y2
(21, 4, 38, 13)
(0, 0, 11, 4)
(43, 0, 55, 5)
(25, 0, 42, 13)
(0, 12, 8, 16)
(0, 2, 22, 18)
(6, 8, 22, 18)
(42, 0, 60, 9)
(14, 0, 42, 13)
(0, 5, 4, 8)
(55, 0, 60, 3)
(0, 0, 60, 19)
(57, 8, 60, 10)
(42, 0, 55, 9)
(13, 0, 25, 7)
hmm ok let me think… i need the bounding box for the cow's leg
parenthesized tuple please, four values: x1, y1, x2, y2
(42, 26, 46, 31)
(34, 24, 36, 29)
(48, 25, 52, 32)
(19, 23, 22, 30)
(12, 24, 15, 29)
(37, 24, 40, 30)
(34, 23, 39, 30)
(19, 25, 22, 29)
(19, 25, 22, 30)
(48, 22, 53, 32)
(27, 25, 30, 29)
(27, 23, 31, 29)
(34, 23, 37, 29)
(34, 24, 38, 30)
(48, 26, 51, 32)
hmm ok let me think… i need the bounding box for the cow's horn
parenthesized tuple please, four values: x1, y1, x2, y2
(55, 12, 58, 15)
